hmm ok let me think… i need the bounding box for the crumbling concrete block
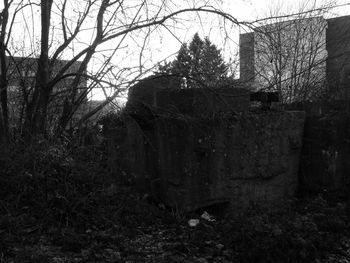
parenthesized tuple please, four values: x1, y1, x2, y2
(123, 109, 305, 212)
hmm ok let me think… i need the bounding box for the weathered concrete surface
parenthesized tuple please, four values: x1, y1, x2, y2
(286, 100, 350, 193)
(155, 88, 250, 116)
(128, 75, 181, 108)
(239, 32, 255, 85)
(327, 16, 350, 98)
(124, 110, 305, 211)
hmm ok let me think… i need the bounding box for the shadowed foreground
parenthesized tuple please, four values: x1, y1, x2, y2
(1, 141, 350, 263)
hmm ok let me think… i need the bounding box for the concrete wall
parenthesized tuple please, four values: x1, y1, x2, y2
(155, 88, 250, 116)
(121, 90, 305, 211)
(286, 100, 350, 193)
(127, 75, 181, 108)
(239, 32, 255, 85)
(326, 16, 350, 97)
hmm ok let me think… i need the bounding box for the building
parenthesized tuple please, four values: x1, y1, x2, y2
(5, 56, 86, 94)
(326, 15, 350, 95)
(239, 15, 350, 103)
(2, 56, 87, 129)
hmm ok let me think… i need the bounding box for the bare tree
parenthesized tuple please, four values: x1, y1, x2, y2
(0, 0, 32, 143)
(240, 1, 339, 103)
(1, 0, 242, 143)
(3, 0, 344, 144)
(255, 16, 327, 103)
(0, 1, 9, 143)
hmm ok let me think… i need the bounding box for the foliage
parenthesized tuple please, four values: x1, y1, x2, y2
(157, 33, 233, 89)
(1, 138, 350, 262)
(98, 111, 127, 147)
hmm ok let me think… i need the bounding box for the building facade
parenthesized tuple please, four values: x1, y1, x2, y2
(326, 15, 350, 98)
(2, 56, 87, 129)
(239, 15, 350, 103)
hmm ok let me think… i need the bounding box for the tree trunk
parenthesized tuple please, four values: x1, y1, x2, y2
(0, 1, 10, 143)
(24, 0, 53, 142)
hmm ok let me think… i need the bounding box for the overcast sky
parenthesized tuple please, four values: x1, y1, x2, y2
(146, 0, 350, 67)
(1, 0, 350, 100)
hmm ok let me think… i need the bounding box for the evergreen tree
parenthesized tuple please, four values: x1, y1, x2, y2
(157, 33, 231, 88)
(169, 43, 192, 77)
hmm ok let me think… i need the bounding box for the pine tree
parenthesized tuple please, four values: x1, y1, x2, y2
(157, 33, 231, 88)
(170, 43, 192, 78)
(202, 37, 228, 83)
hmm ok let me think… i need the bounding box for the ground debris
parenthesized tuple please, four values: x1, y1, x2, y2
(1, 158, 350, 263)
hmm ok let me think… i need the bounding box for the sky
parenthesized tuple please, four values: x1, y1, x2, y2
(1, 0, 350, 101)
(121, 0, 350, 66)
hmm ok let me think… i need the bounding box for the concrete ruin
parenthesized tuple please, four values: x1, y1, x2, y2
(286, 100, 350, 193)
(117, 88, 305, 211)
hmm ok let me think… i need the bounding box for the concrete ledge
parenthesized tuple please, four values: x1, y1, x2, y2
(155, 88, 250, 116)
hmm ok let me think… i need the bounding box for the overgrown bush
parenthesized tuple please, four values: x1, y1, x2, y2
(0, 134, 109, 223)
(1, 126, 350, 262)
